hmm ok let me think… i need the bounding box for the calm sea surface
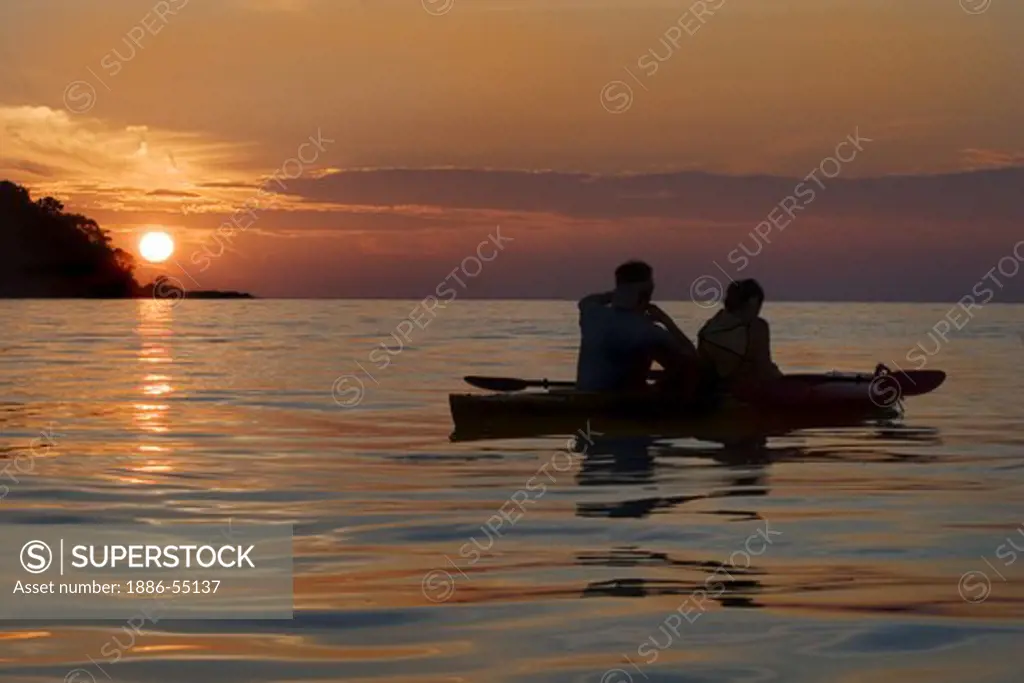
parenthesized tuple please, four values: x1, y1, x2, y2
(1, 300, 1023, 683)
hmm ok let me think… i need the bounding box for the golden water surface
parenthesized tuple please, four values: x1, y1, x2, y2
(1, 300, 1022, 683)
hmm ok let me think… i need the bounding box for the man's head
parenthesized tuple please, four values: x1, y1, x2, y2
(612, 260, 655, 309)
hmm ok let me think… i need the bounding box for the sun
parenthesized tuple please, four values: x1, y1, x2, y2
(139, 231, 175, 264)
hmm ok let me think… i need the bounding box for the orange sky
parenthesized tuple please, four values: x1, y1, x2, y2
(1, 0, 1022, 299)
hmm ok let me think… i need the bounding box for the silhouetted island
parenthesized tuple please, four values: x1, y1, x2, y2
(138, 277, 254, 300)
(0, 180, 253, 299)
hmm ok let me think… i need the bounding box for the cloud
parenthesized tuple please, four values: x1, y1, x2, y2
(961, 148, 1024, 171)
(233, 0, 355, 11)
(1, 105, 237, 203)
(162, 164, 1024, 300)
(0, 105, 331, 215)
(146, 189, 202, 197)
(279, 166, 1024, 227)
(4, 105, 1022, 300)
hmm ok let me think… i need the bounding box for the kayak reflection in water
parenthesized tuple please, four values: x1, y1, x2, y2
(575, 260, 701, 402)
(697, 278, 783, 398)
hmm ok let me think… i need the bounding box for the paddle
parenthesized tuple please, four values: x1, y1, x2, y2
(463, 376, 576, 392)
(466, 369, 891, 393)
(464, 371, 668, 392)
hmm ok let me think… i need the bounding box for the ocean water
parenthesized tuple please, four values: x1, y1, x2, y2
(0, 299, 1022, 683)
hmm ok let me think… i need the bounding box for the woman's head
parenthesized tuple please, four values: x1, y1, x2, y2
(724, 278, 765, 319)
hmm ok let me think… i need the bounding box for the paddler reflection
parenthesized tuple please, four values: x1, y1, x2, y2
(568, 424, 940, 609)
(571, 431, 776, 609)
(570, 433, 772, 518)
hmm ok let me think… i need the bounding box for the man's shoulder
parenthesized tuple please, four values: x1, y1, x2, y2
(579, 300, 610, 319)
(578, 292, 614, 311)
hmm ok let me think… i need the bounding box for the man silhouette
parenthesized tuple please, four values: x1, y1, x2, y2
(575, 260, 698, 397)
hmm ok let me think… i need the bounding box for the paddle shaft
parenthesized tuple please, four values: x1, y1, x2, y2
(466, 370, 892, 393)
(464, 371, 665, 392)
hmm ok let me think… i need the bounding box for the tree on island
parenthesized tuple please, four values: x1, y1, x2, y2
(0, 180, 251, 299)
(0, 180, 138, 297)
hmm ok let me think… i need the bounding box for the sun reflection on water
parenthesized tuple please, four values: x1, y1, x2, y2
(128, 300, 177, 482)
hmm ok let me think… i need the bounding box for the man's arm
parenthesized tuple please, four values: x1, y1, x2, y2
(646, 304, 697, 356)
(646, 317, 700, 401)
(578, 291, 614, 311)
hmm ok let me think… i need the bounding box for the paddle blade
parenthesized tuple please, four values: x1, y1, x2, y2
(464, 376, 533, 392)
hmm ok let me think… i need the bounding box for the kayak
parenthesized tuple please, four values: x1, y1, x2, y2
(449, 368, 946, 441)
(731, 368, 946, 407)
